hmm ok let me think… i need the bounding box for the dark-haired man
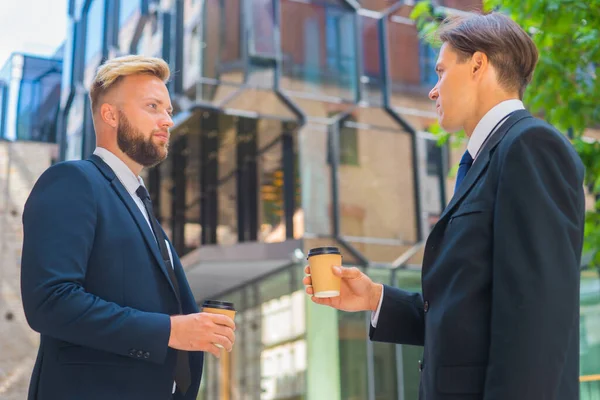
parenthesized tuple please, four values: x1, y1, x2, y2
(304, 12, 585, 400)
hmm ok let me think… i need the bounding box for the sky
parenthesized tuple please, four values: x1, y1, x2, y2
(0, 0, 68, 68)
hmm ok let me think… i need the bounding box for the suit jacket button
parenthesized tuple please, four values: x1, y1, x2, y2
(137, 350, 143, 358)
(144, 352, 150, 359)
(423, 301, 429, 313)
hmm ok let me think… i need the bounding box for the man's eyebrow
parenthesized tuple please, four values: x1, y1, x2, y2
(143, 97, 173, 111)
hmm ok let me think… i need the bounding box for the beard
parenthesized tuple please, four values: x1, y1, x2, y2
(116, 111, 168, 168)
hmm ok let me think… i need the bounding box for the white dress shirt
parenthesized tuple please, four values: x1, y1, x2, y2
(371, 99, 525, 328)
(93, 147, 177, 394)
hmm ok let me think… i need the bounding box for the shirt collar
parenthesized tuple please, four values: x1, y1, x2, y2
(93, 147, 145, 196)
(467, 99, 525, 159)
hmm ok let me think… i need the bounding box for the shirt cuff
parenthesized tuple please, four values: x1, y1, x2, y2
(370, 286, 385, 328)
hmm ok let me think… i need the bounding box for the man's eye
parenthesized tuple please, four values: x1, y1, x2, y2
(149, 104, 157, 109)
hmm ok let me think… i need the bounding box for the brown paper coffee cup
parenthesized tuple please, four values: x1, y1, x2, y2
(307, 247, 342, 298)
(202, 300, 236, 349)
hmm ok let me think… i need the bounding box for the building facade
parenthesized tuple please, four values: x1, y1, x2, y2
(58, 0, 600, 399)
(0, 53, 62, 142)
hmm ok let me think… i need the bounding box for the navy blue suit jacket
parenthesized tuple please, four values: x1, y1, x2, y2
(370, 110, 585, 399)
(21, 155, 203, 400)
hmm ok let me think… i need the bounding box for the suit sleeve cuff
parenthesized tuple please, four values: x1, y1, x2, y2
(371, 286, 385, 328)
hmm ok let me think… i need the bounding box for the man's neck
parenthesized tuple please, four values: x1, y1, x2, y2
(96, 143, 143, 176)
(464, 94, 521, 137)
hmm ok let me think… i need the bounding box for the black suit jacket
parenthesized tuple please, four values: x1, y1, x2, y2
(21, 155, 203, 400)
(370, 110, 585, 399)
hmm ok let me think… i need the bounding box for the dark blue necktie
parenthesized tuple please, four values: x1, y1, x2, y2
(455, 150, 474, 192)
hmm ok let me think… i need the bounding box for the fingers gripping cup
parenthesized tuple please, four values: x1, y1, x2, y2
(307, 247, 342, 298)
(202, 300, 236, 349)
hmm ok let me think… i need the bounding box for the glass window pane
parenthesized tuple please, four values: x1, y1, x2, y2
(0, 82, 6, 138)
(387, 6, 438, 130)
(61, 22, 75, 103)
(361, 16, 383, 105)
(580, 269, 600, 397)
(358, 0, 402, 12)
(65, 93, 86, 160)
(338, 310, 369, 399)
(216, 114, 239, 246)
(298, 123, 332, 237)
(247, 0, 276, 58)
(119, 0, 139, 27)
(223, 89, 297, 119)
(441, 0, 483, 11)
(85, 0, 105, 63)
(280, 0, 358, 100)
(16, 57, 62, 142)
(118, 0, 142, 51)
(184, 130, 202, 254)
(183, 24, 202, 94)
(337, 108, 418, 263)
(394, 268, 424, 399)
(288, 97, 353, 120)
(201, 0, 244, 84)
(135, 11, 161, 57)
(257, 120, 303, 243)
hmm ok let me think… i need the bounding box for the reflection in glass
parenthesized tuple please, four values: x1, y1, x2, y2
(65, 94, 85, 160)
(258, 121, 286, 243)
(394, 268, 424, 399)
(119, 0, 140, 27)
(298, 123, 332, 236)
(358, 0, 400, 11)
(337, 108, 418, 263)
(580, 269, 600, 398)
(134, 10, 161, 57)
(0, 82, 7, 139)
(85, 0, 105, 63)
(201, 0, 244, 84)
(246, 0, 276, 58)
(367, 268, 399, 400)
(280, 0, 357, 100)
(216, 114, 239, 245)
(387, 7, 438, 125)
(198, 268, 306, 400)
(16, 57, 62, 142)
(361, 16, 383, 105)
(339, 310, 369, 399)
(288, 97, 352, 120)
(223, 89, 297, 119)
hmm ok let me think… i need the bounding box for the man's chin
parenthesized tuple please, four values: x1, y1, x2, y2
(438, 119, 462, 134)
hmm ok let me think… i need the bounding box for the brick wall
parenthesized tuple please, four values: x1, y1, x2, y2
(0, 141, 57, 399)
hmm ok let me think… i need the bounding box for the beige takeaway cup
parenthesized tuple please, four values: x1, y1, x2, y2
(202, 300, 236, 349)
(307, 247, 342, 298)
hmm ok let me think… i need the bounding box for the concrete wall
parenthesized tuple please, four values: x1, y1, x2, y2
(0, 141, 57, 399)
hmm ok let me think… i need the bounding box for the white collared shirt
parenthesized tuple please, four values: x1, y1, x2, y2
(370, 99, 525, 328)
(93, 147, 174, 266)
(467, 99, 525, 160)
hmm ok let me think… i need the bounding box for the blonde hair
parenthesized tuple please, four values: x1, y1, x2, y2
(89, 55, 170, 113)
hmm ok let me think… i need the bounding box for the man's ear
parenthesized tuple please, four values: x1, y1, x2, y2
(471, 51, 487, 76)
(99, 103, 118, 129)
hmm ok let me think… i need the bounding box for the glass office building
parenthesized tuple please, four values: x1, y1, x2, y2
(0, 53, 62, 142)
(58, 0, 600, 399)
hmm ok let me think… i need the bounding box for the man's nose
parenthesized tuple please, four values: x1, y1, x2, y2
(429, 86, 439, 101)
(160, 113, 174, 129)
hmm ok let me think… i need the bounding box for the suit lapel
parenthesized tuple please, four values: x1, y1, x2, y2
(439, 110, 533, 221)
(87, 155, 179, 300)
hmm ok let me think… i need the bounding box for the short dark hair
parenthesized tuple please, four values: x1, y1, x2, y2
(435, 12, 538, 98)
